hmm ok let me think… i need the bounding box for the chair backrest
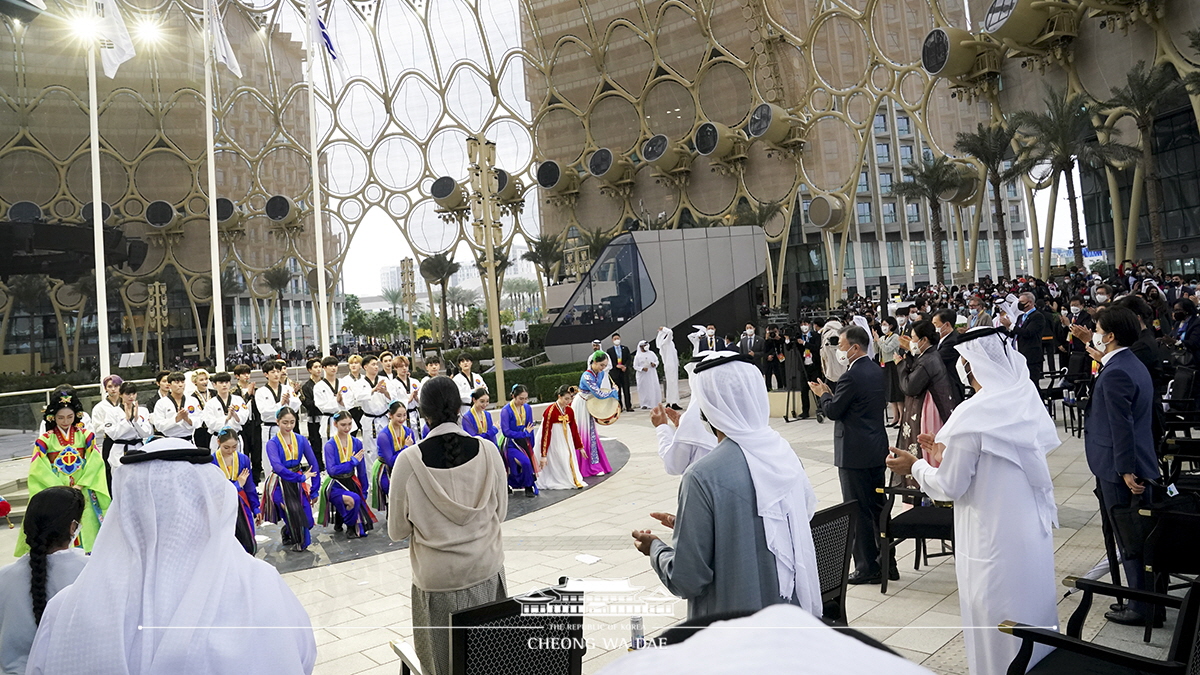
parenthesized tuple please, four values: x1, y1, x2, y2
(450, 585, 584, 675)
(809, 501, 857, 623)
(1166, 580, 1200, 672)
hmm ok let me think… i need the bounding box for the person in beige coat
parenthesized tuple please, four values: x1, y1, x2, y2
(388, 375, 508, 675)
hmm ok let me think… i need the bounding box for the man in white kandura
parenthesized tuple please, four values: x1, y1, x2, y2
(656, 326, 681, 410)
(26, 438, 316, 674)
(887, 327, 1060, 675)
(634, 340, 661, 409)
(633, 352, 822, 619)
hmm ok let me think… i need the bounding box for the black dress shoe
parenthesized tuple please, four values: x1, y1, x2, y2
(525, 486, 536, 497)
(334, 523, 343, 533)
(1110, 602, 1125, 612)
(1105, 608, 1162, 627)
(669, 404, 683, 411)
(847, 571, 882, 585)
(889, 568, 900, 581)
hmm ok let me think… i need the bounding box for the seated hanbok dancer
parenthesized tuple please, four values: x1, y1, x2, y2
(262, 408, 320, 552)
(213, 428, 261, 555)
(499, 385, 538, 497)
(537, 385, 586, 490)
(318, 411, 376, 539)
(372, 401, 414, 511)
(461, 388, 499, 445)
(103, 382, 152, 475)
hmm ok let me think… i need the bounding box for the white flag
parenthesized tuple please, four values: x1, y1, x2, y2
(208, 0, 242, 78)
(94, 0, 135, 78)
(308, 0, 347, 86)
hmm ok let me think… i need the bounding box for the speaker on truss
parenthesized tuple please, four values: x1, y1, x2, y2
(939, 162, 981, 204)
(5, 201, 42, 223)
(266, 195, 298, 225)
(642, 134, 689, 172)
(146, 200, 178, 228)
(808, 194, 846, 231)
(921, 27, 980, 79)
(587, 148, 632, 184)
(694, 121, 740, 160)
(215, 197, 243, 227)
(81, 201, 114, 225)
(747, 103, 801, 147)
(494, 168, 520, 202)
(536, 160, 579, 194)
(431, 176, 467, 209)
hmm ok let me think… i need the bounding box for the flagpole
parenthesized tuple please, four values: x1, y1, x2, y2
(88, 33, 111, 380)
(307, 0, 331, 358)
(203, 0, 226, 371)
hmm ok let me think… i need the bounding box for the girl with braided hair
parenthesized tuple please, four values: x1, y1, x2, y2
(16, 392, 110, 557)
(0, 487, 86, 674)
(388, 376, 507, 675)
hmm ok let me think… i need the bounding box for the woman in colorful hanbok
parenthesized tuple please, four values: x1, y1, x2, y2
(373, 401, 414, 511)
(17, 392, 110, 556)
(499, 385, 538, 497)
(262, 408, 320, 552)
(572, 351, 617, 477)
(212, 427, 260, 555)
(318, 411, 376, 539)
(461, 388, 499, 445)
(537, 385, 586, 490)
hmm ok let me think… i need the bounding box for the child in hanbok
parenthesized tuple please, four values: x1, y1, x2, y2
(572, 351, 616, 477)
(17, 392, 110, 556)
(262, 408, 320, 552)
(499, 385, 538, 497)
(213, 428, 260, 555)
(538, 385, 586, 490)
(373, 401, 414, 511)
(461, 388, 499, 445)
(318, 411, 376, 539)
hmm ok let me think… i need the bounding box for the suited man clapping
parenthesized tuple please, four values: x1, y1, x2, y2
(1084, 306, 1161, 626)
(606, 334, 635, 412)
(809, 325, 895, 584)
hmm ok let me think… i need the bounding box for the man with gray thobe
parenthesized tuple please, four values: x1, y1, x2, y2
(632, 352, 822, 620)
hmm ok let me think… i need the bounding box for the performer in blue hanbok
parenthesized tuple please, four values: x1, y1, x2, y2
(461, 388, 499, 445)
(318, 411, 376, 539)
(212, 427, 260, 555)
(573, 352, 616, 476)
(262, 408, 320, 552)
(373, 401, 414, 511)
(499, 385, 538, 497)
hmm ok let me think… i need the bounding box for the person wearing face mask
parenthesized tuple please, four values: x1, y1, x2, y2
(894, 320, 959, 468)
(738, 323, 767, 376)
(1092, 284, 1113, 307)
(873, 317, 904, 427)
(1083, 306, 1162, 626)
(1172, 298, 1200, 372)
(796, 321, 823, 420)
(808, 326, 893, 584)
(1063, 296, 1095, 356)
(965, 296, 992, 330)
(688, 324, 726, 354)
(606, 334, 636, 413)
(998, 292, 1047, 386)
(818, 316, 847, 383)
(932, 309, 964, 394)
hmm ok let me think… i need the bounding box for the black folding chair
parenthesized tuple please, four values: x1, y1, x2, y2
(810, 501, 858, 624)
(876, 485, 954, 594)
(1001, 577, 1200, 675)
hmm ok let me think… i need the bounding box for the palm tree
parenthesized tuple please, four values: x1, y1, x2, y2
(1104, 61, 1185, 270)
(7, 275, 48, 374)
(732, 199, 784, 230)
(1185, 30, 1200, 101)
(1013, 86, 1138, 275)
(576, 227, 615, 261)
(521, 234, 563, 314)
(955, 122, 1042, 277)
(262, 264, 295, 351)
(419, 253, 459, 341)
(381, 287, 405, 317)
(892, 155, 963, 285)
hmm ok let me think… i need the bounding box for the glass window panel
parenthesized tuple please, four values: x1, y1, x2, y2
(876, 143, 891, 163)
(857, 201, 872, 224)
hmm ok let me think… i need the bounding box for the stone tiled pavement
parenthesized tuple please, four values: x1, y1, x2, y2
(0, 403, 1175, 674)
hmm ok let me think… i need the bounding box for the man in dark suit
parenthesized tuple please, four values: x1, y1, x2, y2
(1084, 306, 1161, 626)
(932, 308, 964, 394)
(1000, 291, 1047, 384)
(606, 333, 635, 412)
(809, 325, 894, 584)
(738, 323, 766, 374)
(693, 324, 725, 353)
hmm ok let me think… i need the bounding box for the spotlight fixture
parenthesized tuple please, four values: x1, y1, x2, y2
(5, 201, 42, 222)
(920, 27, 979, 79)
(587, 148, 632, 184)
(536, 160, 579, 194)
(642, 134, 690, 172)
(265, 195, 298, 225)
(146, 200, 178, 228)
(81, 201, 113, 224)
(808, 194, 846, 231)
(694, 121, 742, 160)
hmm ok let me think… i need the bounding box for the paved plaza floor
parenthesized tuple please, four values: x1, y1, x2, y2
(0, 400, 1176, 674)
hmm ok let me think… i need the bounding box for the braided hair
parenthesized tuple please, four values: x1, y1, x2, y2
(24, 486, 84, 624)
(419, 376, 467, 466)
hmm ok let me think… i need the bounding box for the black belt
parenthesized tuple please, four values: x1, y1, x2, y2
(112, 438, 142, 446)
(263, 422, 278, 427)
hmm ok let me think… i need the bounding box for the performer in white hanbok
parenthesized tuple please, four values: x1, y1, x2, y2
(887, 327, 1060, 675)
(655, 326, 680, 409)
(634, 341, 661, 409)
